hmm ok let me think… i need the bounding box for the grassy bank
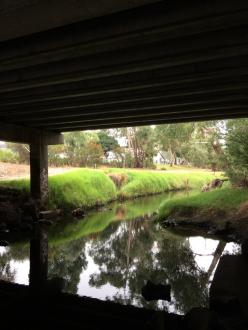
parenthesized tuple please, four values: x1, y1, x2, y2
(117, 170, 214, 199)
(157, 187, 248, 222)
(0, 169, 117, 210)
(0, 168, 215, 209)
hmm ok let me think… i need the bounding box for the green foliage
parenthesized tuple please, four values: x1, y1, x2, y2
(6, 143, 30, 163)
(155, 121, 225, 169)
(155, 123, 194, 165)
(97, 131, 119, 157)
(181, 144, 209, 168)
(59, 132, 104, 167)
(48, 144, 67, 166)
(225, 119, 248, 186)
(157, 187, 248, 220)
(0, 148, 19, 163)
(120, 126, 155, 168)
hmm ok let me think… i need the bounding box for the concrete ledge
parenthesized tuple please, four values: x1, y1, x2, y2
(0, 122, 64, 145)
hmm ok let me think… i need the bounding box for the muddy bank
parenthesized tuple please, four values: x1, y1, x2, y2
(161, 206, 248, 242)
(0, 187, 64, 238)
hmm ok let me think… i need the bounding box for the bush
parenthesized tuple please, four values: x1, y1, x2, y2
(0, 149, 19, 163)
(225, 119, 248, 186)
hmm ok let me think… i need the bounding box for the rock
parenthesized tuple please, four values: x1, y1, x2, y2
(141, 280, 171, 301)
(202, 178, 226, 193)
(72, 208, 85, 218)
(210, 178, 224, 189)
(163, 220, 176, 227)
(39, 209, 61, 220)
(202, 183, 210, 192)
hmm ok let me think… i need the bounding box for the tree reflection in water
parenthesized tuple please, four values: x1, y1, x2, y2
(87, 218, 208, 314)
(0, 248, 16, 282)
(48, 238, 88, 294)
(0, 192, 211, 313)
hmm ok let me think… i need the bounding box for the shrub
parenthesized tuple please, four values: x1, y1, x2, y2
(0, 149, 19, 163)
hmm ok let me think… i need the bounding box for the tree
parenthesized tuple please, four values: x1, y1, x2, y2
(7, 143, 30, 164)
(64, 131, 87, 166)
(63, 131, 104, 167)
(48, 144, 66, 166)
(225, 119, 248, 186)
(83, 140, 104, 167)
(155, 123, 194, 165)
(48, 238, 88, 294)
(0, 250, 16, 282)
(98, 131, 119, 159)
(119, 126, 155, 168)
(193, 121, 225, 171)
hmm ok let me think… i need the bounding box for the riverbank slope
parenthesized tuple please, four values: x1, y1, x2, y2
(0, 168, 215, 209)
(157, 187, 248, 240)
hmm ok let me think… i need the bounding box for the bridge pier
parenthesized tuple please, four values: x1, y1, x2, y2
(0, 122, 63, 205)
(30, 140, 48, 205)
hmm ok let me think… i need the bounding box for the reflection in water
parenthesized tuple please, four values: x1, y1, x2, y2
(0, 247, 16, 282)
(0, 192, 241, 314)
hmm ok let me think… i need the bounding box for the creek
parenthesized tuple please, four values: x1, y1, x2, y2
(0, 192, 240, 315)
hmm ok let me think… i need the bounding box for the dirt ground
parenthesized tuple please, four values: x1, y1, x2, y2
(0, 162, 75, 180)
(0, 162, 214, 181)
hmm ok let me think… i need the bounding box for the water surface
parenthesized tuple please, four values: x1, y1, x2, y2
(0, 192, 240, 314)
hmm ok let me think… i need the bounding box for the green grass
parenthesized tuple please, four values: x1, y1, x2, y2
(0, 169, 117, 210)
(0, 168, 215, 209)
(48, 169, 116, 209)
(118, 170, 214, 199)
(157, 187, 248, 221)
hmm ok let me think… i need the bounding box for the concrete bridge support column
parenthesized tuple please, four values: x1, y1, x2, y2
(30, 139, 48, 205)
(29, 224, 48, 290)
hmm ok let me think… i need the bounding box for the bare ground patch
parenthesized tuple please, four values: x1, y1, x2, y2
(0, 162, 76, 180)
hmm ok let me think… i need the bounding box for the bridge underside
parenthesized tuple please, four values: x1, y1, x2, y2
(0, 0, 248, 201)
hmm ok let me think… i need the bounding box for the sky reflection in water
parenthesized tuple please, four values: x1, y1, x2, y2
(0, 193, 241, 314)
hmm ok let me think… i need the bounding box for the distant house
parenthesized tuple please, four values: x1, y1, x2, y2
(117, 136, 128, 148)
(104, 136, 127, 163)
(105, 151, 119, 162)
(153, 151, 185, 165)
(153, 151, 171, 165)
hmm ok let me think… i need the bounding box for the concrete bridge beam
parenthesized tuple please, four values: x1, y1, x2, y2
(30, 139, 48, 205)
